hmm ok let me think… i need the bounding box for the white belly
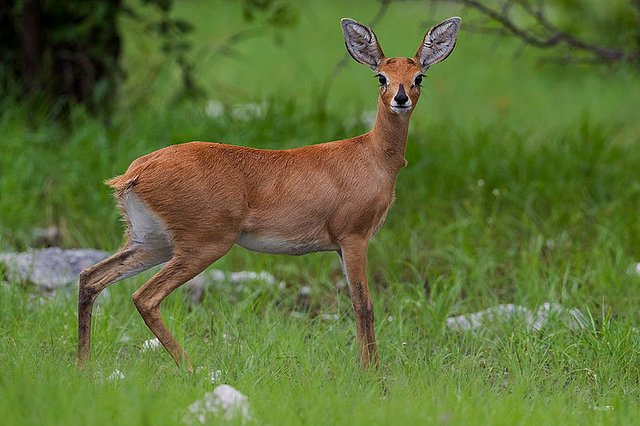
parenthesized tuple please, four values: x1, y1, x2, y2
(235, 232, 338, 256)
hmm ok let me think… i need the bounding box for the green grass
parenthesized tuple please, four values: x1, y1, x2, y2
(2, 276, 640, 425)
(1, 0, 640, 424)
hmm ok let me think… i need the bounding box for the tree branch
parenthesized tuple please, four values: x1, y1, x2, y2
(433, 0, 640, 65)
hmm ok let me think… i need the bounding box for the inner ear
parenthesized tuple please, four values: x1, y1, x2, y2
(415, 17, 461, 69)
(341, 18, 385, 70)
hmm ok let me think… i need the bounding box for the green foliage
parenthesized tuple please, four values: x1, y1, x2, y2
(242, 0, 299, 28)
(3, 0, 123, 114)
(119, 0, 299, 104)
(0, 0, 299, 115)
(550, 0, 640, 48)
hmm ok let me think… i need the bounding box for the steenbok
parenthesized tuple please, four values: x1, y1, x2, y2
(78, 17, 461, 370)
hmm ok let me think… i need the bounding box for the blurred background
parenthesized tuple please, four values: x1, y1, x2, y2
(1, 0, 639, 292)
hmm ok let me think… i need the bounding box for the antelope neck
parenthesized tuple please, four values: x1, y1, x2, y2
(368, 99, 411, 171)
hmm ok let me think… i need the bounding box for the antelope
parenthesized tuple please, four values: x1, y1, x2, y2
(77, 16, 461, 370)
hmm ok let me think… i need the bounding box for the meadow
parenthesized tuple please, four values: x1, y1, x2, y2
(1, 0, 640, 424)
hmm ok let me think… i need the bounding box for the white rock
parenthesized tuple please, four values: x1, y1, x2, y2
(210, 369, 223, 385)
(565, 307, 590, 331)
(591, 405, 613, 411)
(205, 100, 224, 119)
(447, 304, 532, 331)
(107, 369, 125, 381)
(532, 303, 590, 331)
(231, 102, 267, 121)
(299, 285, 312, 296)
(195, 367, 224, 385)
(141, 338, 161, 352)
(185, 269, 281, 304)
(210, 269, 226, 282)
(321, 313, 339, 321)
(228, 270, 276, 285)
(335, 279, 348, 290)
(183, 385, 250, 424)
(447, 302, 589, 332)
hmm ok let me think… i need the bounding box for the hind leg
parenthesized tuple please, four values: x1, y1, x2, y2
(132, 241, 234, 371)
(77, 245, 170, 369)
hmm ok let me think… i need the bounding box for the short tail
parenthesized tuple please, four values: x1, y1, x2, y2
(105, 174, 138, 194)
(105, 175, 123, 188)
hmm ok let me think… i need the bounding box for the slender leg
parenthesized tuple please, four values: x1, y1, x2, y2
(131, 243, 234, 371)
(339, 236, 378, 368)
(77, 246, 169, 368)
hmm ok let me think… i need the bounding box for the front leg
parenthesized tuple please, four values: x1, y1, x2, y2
(339, 236, 379, 368)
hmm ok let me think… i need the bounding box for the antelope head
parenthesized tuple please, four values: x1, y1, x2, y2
(341, 17, 461, 115)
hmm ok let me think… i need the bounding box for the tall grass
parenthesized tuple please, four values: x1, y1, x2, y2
(2, 93, 639, 423)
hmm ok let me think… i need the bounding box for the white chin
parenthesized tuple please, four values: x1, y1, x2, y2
(390, 105, 412, 114)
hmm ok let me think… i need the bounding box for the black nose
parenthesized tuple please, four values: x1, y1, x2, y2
(394, 84, 409, 105)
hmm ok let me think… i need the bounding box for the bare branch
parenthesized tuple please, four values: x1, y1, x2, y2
(432, 0, 640, 65)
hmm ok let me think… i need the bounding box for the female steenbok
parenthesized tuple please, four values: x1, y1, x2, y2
(78, 17, 461, 370)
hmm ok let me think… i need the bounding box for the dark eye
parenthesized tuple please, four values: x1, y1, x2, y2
(377, 74, 387, 86)
(414, 74, 424, 86)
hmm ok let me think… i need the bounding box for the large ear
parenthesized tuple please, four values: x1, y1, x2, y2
(341, 18, 385, 70)
(415, 17, 461, 69)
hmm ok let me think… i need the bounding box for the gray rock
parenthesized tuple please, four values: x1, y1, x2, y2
(446, 302, 590, 332)
(185, 268, 282, 304)
(183, 384, 251, 424)
(0, 247, 109, 291)
(447, 304, 532, 331)
(0, 247, 285, 303)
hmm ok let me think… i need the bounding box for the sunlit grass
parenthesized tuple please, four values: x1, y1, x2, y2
(2, 273, 640, 425)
